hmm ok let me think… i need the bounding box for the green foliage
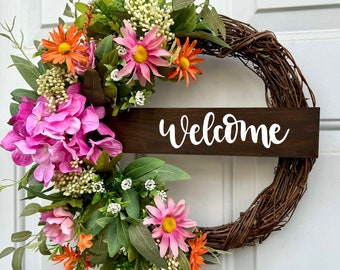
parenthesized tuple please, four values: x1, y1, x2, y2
(171, 5, 196, 33)
(123, 189, 140, 219)
(20, 203, 41, 217)
(172, 0, 195, 11)
(11, 247, 25, 270)
(10, 55, 41, 90)
(11, 231, 32, 242)
(129, 223, 167, 269)
(81, 69, 106, 106)
(0, 247, 15, 259)
(11, 89, 39, 103)
(124, 157, 165, 179)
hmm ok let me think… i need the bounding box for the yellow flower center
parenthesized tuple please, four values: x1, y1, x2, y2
(133, 45, 148, 63)
(162, 216, 177, 233)
(180, 56, 190, 70)
(58, 42, 71, 55)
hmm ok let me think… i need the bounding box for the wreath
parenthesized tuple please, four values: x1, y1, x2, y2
(0, 0, 316, 270)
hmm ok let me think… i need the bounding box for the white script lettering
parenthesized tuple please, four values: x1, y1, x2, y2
(158, 112, 290, 149)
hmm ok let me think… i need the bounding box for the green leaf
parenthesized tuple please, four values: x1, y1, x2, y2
(129, 223, 167, 269)
(117, 219, 130, 247)
(133, 163, 191, 182)
(96, 217, 115, 228)
(18, 164, 37, 188)
(63, 3, 74, 18)
(75, 2, 89, 13)
(87, 229, 108, 265)
(178, 251, 190, 270)
(10, 55, 40, 90)
(107, 218, 120, 257)
(38, 235, 51, 255)
(171, 5, 196, 33)
(11, 89, 39, 103)
(20, 203, 41, 217)
(38, 199, 82, 212)
(175, 30, 230, 48)
(11, 231, 32, 242)
(81, 69, 106, 106)
(172, 0, 195, 11)
(201, 6, 226, 40)
(155, 164, 191, 181)
(123, 189, 140, 219)
(11, 247, 24, 270)
(95, 35, 114, 61)
(0, 247, 15, 259)
(86, 210, 106, 236)
(124, 157, 165, 179)
(10, 102, 19, 116)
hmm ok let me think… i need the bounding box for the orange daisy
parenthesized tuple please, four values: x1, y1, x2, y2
(77, 233, 93, 252)
(42, 24, 88, 75)
(188, 232, 209, 270)
(52, 244, 80, 270)
(168, 37, 204, 88)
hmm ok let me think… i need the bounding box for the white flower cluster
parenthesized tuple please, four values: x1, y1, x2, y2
(135, 90, 146, 106)
(107, 202, 121, 215)
(92, 180, 105, 193)
(121, 178, 132, 190)
(125, 0, 175, 41)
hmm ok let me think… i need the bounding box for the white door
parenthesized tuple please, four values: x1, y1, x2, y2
(0, 1, 339, 270)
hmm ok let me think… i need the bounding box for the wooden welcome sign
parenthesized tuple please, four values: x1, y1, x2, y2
(105, 107, 320, 158)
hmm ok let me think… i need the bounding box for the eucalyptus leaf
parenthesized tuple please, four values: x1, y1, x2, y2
(172, 0, 195, 11)
(124, 157, 165, 179)
(20, 203, 41, 217)
(11, 231, 32, 242)
(0, 247, 15, 259)
(11, 247, 24, 270)
(10, 55, 40, 90)
(129, 223, 167, 269)
(123, 188, 140, 219)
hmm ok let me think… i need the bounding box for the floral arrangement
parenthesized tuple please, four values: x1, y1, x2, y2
(0, 0, 229, 269)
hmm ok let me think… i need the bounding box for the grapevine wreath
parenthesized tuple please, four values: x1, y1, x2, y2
(0, 0, 317, 269)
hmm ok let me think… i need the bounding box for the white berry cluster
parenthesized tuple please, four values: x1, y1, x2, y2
(36, 66, 77, 111)
(53, 166, 97, 197)
(125, 0, 175, 41)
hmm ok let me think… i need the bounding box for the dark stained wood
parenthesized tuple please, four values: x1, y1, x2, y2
(104, 108, 320, 158)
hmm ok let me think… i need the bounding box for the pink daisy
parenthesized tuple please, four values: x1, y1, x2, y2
(143, 196, 197, 258)
(114, 20, 170, 86)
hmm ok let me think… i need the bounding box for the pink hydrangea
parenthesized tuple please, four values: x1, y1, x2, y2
(40, 207, 75, 245)
(1, 83, 123, 186)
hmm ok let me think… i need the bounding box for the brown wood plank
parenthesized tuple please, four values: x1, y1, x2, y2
(104, 107, 320, 157)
